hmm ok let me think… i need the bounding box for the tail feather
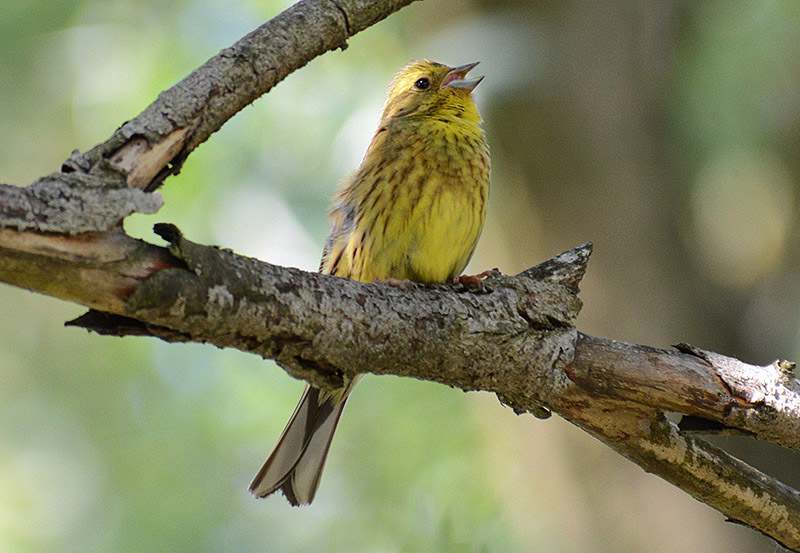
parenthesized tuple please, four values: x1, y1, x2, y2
(249, 385, 347, 505)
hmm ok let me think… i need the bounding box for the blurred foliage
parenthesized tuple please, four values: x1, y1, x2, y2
(1, 1, 799, 552)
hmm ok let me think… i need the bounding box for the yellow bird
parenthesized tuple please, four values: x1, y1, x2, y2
(249, 60, 491, 505)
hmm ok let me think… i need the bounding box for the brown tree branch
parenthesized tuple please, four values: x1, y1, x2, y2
(2, 219, 800, 548)
(72, 224, 586, 398)
(563, 334, 800, 551)
(58, 0, 420, 199)
(2, 0, 420, 239)
(568, 336, 800, 451)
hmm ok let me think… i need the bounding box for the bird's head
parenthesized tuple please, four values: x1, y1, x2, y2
(380, 60, 484, 123)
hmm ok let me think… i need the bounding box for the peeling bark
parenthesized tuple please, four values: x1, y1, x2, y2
(60, 0, 420, 193)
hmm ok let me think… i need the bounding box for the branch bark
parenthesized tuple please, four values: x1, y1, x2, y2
(61, 0, 420, 194)
(4, 218, 800, 549)
(1, 0, 800, 550)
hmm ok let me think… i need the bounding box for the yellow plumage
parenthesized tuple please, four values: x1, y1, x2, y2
(323, 60, 490, 283)
(250, 60, 490, 505)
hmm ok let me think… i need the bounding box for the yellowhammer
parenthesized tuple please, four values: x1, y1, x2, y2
(249, 59, 491, 505)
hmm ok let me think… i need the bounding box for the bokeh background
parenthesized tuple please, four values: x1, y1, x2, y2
(2, 1, 800, 551)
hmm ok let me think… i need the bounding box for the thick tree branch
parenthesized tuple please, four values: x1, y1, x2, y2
(73, 225, 586, 400)
(3, 220, 800, 548)
(568, 336, 800, 451)
(563, 335, 800, 550)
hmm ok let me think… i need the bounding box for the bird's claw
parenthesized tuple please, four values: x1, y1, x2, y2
(456, 268, 500, 290)
(375, 278, 414, 290)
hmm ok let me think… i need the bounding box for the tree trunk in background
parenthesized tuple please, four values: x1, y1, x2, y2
(475, 2, 800, 551)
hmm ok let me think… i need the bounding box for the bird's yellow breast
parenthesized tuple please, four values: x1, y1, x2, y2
(322, 115, 489, 284)
(320, 58, 490, 285)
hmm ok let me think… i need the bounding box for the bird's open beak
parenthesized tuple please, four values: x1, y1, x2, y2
(441, 62, 484, 92)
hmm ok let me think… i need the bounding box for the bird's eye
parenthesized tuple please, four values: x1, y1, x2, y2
(414, 78, 430, 90)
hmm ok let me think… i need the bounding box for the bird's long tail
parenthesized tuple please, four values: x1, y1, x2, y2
(249, 384, 351, 505)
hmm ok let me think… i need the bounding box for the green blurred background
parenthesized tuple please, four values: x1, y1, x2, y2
(2, 1, 800, 551)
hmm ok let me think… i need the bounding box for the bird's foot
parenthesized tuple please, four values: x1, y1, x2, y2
(456, 268, 500, 290)
(375, 278, 415, 290)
